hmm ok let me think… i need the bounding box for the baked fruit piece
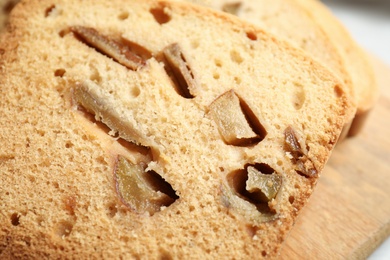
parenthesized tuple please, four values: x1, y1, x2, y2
(188, 0, 377, 138)
(0, 0, 348, 258)
(185, 0, 357, 140)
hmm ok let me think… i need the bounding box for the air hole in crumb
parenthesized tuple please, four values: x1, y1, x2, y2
(289, 196, 295, 204)
(11, 213, 20, 226)
(131, 86, 141, 98)
(54, 220, 74, 238)
(58, 29, 68, 38)
(63, 196, 77, 216)
(292, 83, 305, 110)
(277, 160, 283, 166)
(36, 216, 44, 226)
(294, 184, 300, 189)
(65, 142, 73, 148)
(246, 31, 257, 41)
(54, 69, 66, 77)
(53, 181, 59, 189)
(213, 72, 220, 80)
(191, 39, 200, 49)
(159, 250, 173, 260)
(261, 251, 267, 257)
(28, 175, 36, 183)
(118, 11, 129, 20)
(234, 76, 242, 84)
(106, 202, 118, 218)
(89, 69, 102, 83)
(251, 163, 275, 175)
(334, 85, 343, 98)
(246, 224, 257, 237)
(120, 236, 129, 243)
(24, 238, 31, 247)
(150, 5, 171, 24)
(214, 59, 223, 67)
(95, 155, 105, 164)
(38, 130, 46, 137)
(189, 205, 195, 212)
(44, 5, 56, 17)
(230, 50, 244, 64)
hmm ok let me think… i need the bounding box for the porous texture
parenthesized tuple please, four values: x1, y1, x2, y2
(0, 0, 348, 258)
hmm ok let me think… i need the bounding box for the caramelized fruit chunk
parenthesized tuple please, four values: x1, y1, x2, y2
(73, 81, 178, 215)
(222, 2, 242, 15)
(73, 81, 148, 146)
(115, 156, 178, 215)
(284, 126, 317, 177)
(222, 164, 282, 225)
(162, 43, 197, 98)
(70, 26, 145, 70)
(246, 166, 282, 203)
(208, 90, 265, 146)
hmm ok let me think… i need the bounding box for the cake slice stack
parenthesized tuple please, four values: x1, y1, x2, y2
(0, 0, 359, 258)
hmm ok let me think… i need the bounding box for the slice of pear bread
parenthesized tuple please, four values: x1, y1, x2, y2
(186, 0, 356, 140)
(0, 0, 348, 258)
(188, 0, 377, 138)
(293, 0, 378, 137)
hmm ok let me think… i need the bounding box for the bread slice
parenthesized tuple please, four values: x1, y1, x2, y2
(188, 0, 377, 138)
(293, 0, 379, 136)
(185, 0, 357, 140)
(0, 0, 348, 258)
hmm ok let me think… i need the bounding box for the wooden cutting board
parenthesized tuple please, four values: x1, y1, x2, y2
(279, 57, 390, 259)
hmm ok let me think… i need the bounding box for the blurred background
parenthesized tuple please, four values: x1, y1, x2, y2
(321, 1, 390, 259)
(322, 0, 390, 65)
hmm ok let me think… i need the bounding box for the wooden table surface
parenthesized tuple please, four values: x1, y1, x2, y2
(279, 57, 390, 259)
